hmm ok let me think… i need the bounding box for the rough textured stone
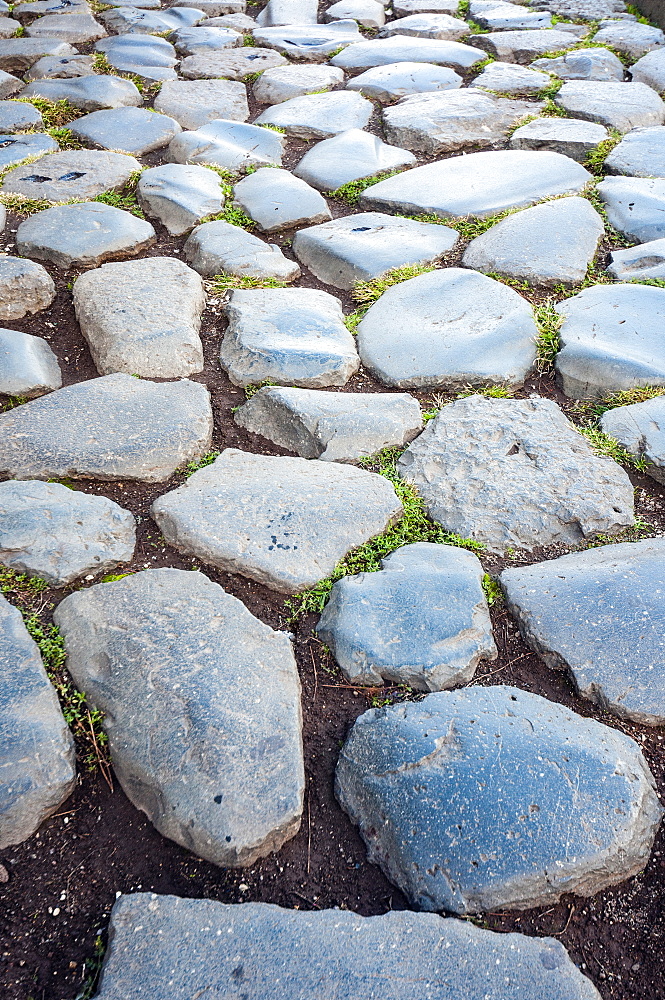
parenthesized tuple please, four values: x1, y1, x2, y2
(292, 211, 458, 289)
(631, 47, 665, 93)
(255, 91, 373, 139)
(471, 60, 550, 94)
(380, 12, 469, 38)
(336, 685, 663, 912)
(0, 68, 23, 95)
(168, 118, 285, 170)
(0, 593, 75, 849)
(293, 129, 415, 191)
(54, 569, 303, 865)
(345, 60, 462, 101)
(2, 149, 141, 203)
(397, 394, 634, 552)
(137, 163, 223, 235)
(220, 287, 358, 387)
(0, 100, 42, 133)
(605, 126, 665, 176)
(0, 373, 213, 482)
(608, 238, 665, 279)
(253, 21, 363, 62)
(233, 167, 331, 232)
(531, 47, 625, 81)
(601, 395, 665, 483)
(256, 0, 317, 26)
(395, 0, 461, 11)
(208, 12, 255, 29)
(184, 219, 300, 280)
(0, 480, 135, 585)
(95, 34, 177, 82)
(594, 20, 665, 59)
(325, 0, 385, 28)
(331, 35, 486, 70)
(0, 133, 59, 171)
(172, 25, 242, 56)
(154, 78, 248, 130)
(470, 0, 551, 29)
(597, 175, 665, 242)
(152, 449, 402, 593)
(234, 385, 422, 461)
(69, 106, 181, 155)
(21, 74, 142, 110)
(0, 327, 60, 397)
(13, 0, 90, 19)
(509, 116, 609, 161)
(473, 28, 579, 63)
(101, 4, 202, 34)
(253, 63, 344, 104)
(555, 80, 665, 131)
(179, 46, 287, 80)
(26, 54, 95, 79)
(0, 256, 55, 321)
(0, 39, 76, 73)
(25, 11, 107, 43)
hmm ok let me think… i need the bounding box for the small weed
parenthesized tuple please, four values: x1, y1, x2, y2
(327, 44, 347, 58)
(473, 55, 496, 70)
(584, 128, 622, 176)
(75, 935, 106, 1000)
(93, 170, 143, 217)
(579, 424, 648, 471)
(457, 384, 514, 399)
(572, 385, 665, 420)
(447, 209, 514, 241)
(209, 273, 287, 292)
(18, 96, 84, 128)
(1, 394, 28, 410)
(536, 79, 563, 101)
(259, 123, 287, 133)
(243, 32, 256, 45)
(0, 192, 51, 215)
(0, 566, 49, 599)
(185, 451, 220, 475)
(243, 70, 263, 82)
(351, 263, 436, 305)
(534, 298, 563, 373)
(244, 380, 277, 399)
(200, 167, 256, 228)
(100, 572, 133, 583)
(344, 307, 366, 334)
(482, 573, 503, 607)
(625, 3, 652, 24)
(92, 52, 112, 73)
(327, 169, 403, 206)
(46, 126, 83, 149)
(628, 277, 665, 288)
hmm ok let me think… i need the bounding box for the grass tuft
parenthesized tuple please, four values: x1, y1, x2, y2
(572, 385, 665, 420)
(327, 169, 404, 205)
(482, 573, 503, 607)
(351, 263, 436, 305)
(579, 424, 648, 470)
(244, 380, 277, 399)
(1, 394, 28, 410)
(93, 170, 144, 217)
(18, 96, 84, 128)
(534, 298, 563, 373)
(209, 273, 286, 292)
(46, 126, 83, 149)
(584, 129, 622, 176)
(185, 451, 220, 476)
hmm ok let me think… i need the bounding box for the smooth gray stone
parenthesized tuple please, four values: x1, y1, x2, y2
(555, 80, 665, 131)
(470, 0, 551, 29)
(234, 385, 423, 462)
(601, 396, 665, 483)
(631, 47, 665, 93)
(0, 258, 55, 323)
(54, 569, 303, 865)
(253, 63, 344, 105)
(256, 0, 317, 26)
(509, 116, 609, 161)
(502, 538, 665, 723)
(318, 542, 496, 689)
(535, 0, 624, 13)
(594, 20, 665, 58)
(21, 74, 142, 110)
(555, 283, 665, 398)
(95, 35, 177, 82)
(292, 211, 458, 290)
(0, 39, 76, 73)
(167, 118, 286, 169)
(206, 13, 257, 30)
(26, 53, 95, 79)
(233, 167, 331, 233)
(462, 196, 604, 287)
(184, 219, 300, 280)
(383, 89, 540, 154)
(345, 60, 462, 101)
(397, 395, 634, 552)
(471, 60, 549, 95)
(16, 202, 156, 270)
(0, 68, 22, 96)
(336, 684, 663, 913)
(152, 449, 402, 593)
(325, 0, 385, 28)
(472, 28, 579, 63)
(25, 11, 107, 43)
(105, 0, 162, 6)
(179, 46, 287, 79)
(0, 327, 60, 397)
(608, 238, 665, 279)
(360, 149, 592, 218)
(220, 287, 358, 387)
(137, 163, 223, 235)
(0, 480, 135, 585)
(73, 257, 205, 377)
(379, 12, 469, 38)
(0, 594, 75, 850)
(101, 4, 203, 34)
(70, 106, 181, 155)
(2, 149, 141, 203)
(531, 47, 625, 81)
(172, 25, 241, 55)
(178, 0, 245, 13)
(0, 374, 213, 482)
(154, 78, 248, 129)
(605, 126, 665, 176)
(331, 35, 486, 70)
(0, 132, 58, 170)
(293, 129, 415, 191)
(12, 0, 89, 21)
(597, 175, 665, 241)
(253, 21, 363, 62)
(394, 0, 462, 11)
(255, 91, 373, 139)
(0, 100, 42, 133)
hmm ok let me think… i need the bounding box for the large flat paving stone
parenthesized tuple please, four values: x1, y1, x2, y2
(25, 11, 107, 42)
(256, 0, 317, 26)
(594, 19, 665, 59)
(470, 0, 551, 29)
(345, 60, 462, 101)
(0, 132, 58, 171)
(395, 0, 463, 11)
(255, 91, 373, 139)
(356, 268, 537, 389)
(509, 116, 609, 162)
(318, 542, 496, 689)
(154, 78, 249, 129)
(597, 175, 665, 242)
(151, 449, 402, 593)
(234, 385, 422, 461)
(532, 47, 625, 81)
(608, 238, 665, 280)
(0, 593, 75, 849)
(0, 39, 76, 73)
(2, 149, 141, 203)
(184, 219, 300, 280)
(325, 0, 386, 26)
(69, 106, 181, 155)
(0, 100, 43, 133)
(252, 21, 363, 61)
(253, 62, 344, 104)
(137, 163, 223, 235)
(172, 25, 242, 55)
(0, 373, 213, 482)
(331, 35, 486, 70)
(379, 12, 469, 39)
(0, 256, 55, 321)
(470, 60, 550, 95)
(397, 394, 634, 552)
(473, 28, 579, 63)
(631, 47, 665, 93)
(21, 74, 142, 110)
(601, 395, 665, 483)
(293, 129, 415, 191)
(233, 167, 331, 232)
(167, 118, 286, 170)
(180, 47, 287, 80)
(95, 34, 177, 82)
(0, 479, 135, 586)
(605, 126, 665, 177)
(336, 684, 663, 912)
(54, 569, 304, 865)
(555, 80, 665, 132)
(101, 4, 202, 33)
(0, 327, 60, 397)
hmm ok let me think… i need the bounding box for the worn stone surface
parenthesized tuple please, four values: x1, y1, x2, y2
(594, 20, 665, 59)
(394, 0, 461, 11)
(397, 394, 634, 552)
(325, 0, 385, 28)
(380, 12, 468, 39)
(255, 91, 373, 139)
(473, 28, 579, 63)
(26, 53, 95, 79)
(179, 46, 287, 80)
(605, 126, 665, 177)
(152, 449, 402, 593)
(0, 39, 76, 73)
(471, 60, 550, 95)
(597, 175, 665, 242)
(253, 20, 363, 61)
(0, 373, 212, 482)
(336, 684, 663, 913)
(631, 47, 665, 93)
(95, 34, 177, 82)
(233, 167, 331, 233)
(101, 4, 202, 34)
(293, 129, 415, 191)
(470, 0, 551, 29)
(531, 46, 625, 81)
(154, 78, 249, 130)
(253, 62, 344, 104)
(509, 116, 609, 161)
(345, 60, 462, 101)
(70, 106, 181, 155)
(0, 132, 58, 170)
(331, 35, 486, 70)
(25, 11, 107, 43)
(168, 118, 285, 170)
(21, 73, 142, 110)
(2, 149, 141, 203)
(0, 593, 75, 850)
(172, 25, 242, 56)
(0, 327, 60, 397)
(184, 219, 300, 280)
(608, 238, 665, 279)
(0, 68, 22, 95)
(256, 0, 317, 26)
(137, 163, 223, 236)
(0, 479, 135, 586)
(0, 256, 55, 321)
(54, 569, 304, 865)
(0, 100, 42, 133)
(601, 395, 665, 484)
(555, 80, 665, 131)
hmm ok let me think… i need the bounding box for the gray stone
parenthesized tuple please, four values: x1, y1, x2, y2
(379, 12, 469, 39)
(336, 684, 662, 913)
(0, 593, 75, 849)
(16, 202, 156, 270)
(0, 68, 22, 95)
(535, 0, 624, 13)
(2, 149, 141, 203)
(325, 0, 385, 28)
(152, 449, 401, 592)
(601, 395, 665, 483)
(255, 91, 372, 140)
(184, 220, 300, 280)
(0, 39, 76, 73)
(605, 126, 665, 176)
(555, 80, 665, 131)
(395, 0, 461, 11)
(462, 196, 604, 287)
(0, 132, 58, 170)
(26, 53, 95, 79)
(594, 20, 665, 59)
(293, 129, 415, 191)
(357, 268, 537, 389)
(397, 394, 634, 552)
(95, 35, 177, 82)
(179, 46, 287, 80)
(331, 35, 486, 70)
(360, 149, 592, 217)
(21, 74, 142, 110)
(178, 0, 245, 13)
(631, 47, 665, 93)
(608, 238, 665, 279)
(234, 385, 422, 461)
(345, 60, 462, 101)
(471, 60, 550, 95)
(167, 118, 285, 170)
(0, 257, 55, 322)
(154, 78, 248, 129)
(207, 13, 256, 30)
(531, 47, 625, 81)
(220, 287, 358, 387)
(172, 25, 242, 55)
(233, 167, 331, 233)
(473, 29, 579, 63)
(292, 211, 458, 290)
(12, 0, 90, 22)
(73, 257, 205, 377)
(253, 21, 363, 62)
(256, 0, 317, 26)
(470, 0, 551, 29)
(101, 4, 202, 33)
(0, 480, 135, 585)
(509, 116, 609, 161)
(597, 175, 665, 242)
(25, 11, 107, 43)
(0, 373, 212, 482)
(253, 63, 344, 105)
(137, 163, 223, 235)
(0, 327, 60, 397)
(70, 106, 181, 155)
(555, 283, 665, 398)
(0, 100, 42, 133)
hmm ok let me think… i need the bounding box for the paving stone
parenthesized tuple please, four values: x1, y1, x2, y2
(535, 0, 624, 13)
(473, 28, 579, 63)
(153, 78, 248, 129)
(26, 53, 95, 79)
(379, 12, 469, 39)
(16, 202, 156, 269)
(25, 11, 107, 42)
(253, 62, 344, 104)
(233, 167, 331, 232)
(95, 35, 177, 82)
(152, 449, 401, 592)
(360, 149, 591, 219)
(179, 46, 287, 79)
(509, 116, 609, 161)
(220, 286, 358, 387)
(336, 684, 662, 913)
(0, 479, 135, 585)
(207, 13, 256, 30)
(0, 14, 21, 36)
(184, 219, 300, 280)
(0, 327, 60, 397)
(555, 283, 665, 398)
(470, 0, 551, 29)
(70, 106, 181, 155)
(12, 0, 89, 22)
(137, 163, 223, 235)
(292, 211, 457, 289)
(605, 126, 665, 176)
(345, 60, 462, 101)
(2, 149, 141, 203)
(178, 0, 245, 13)
(502, 537, 665, 724)
(630, 47, 665, 93)
(73, 257, 205, 377)
(0, 593, 75, 850)
(255, 91, 373, 139)
(470, 60, 550, 95)
(0, 257, 55, 322)
(0, 39, 76, 73)
(54, 568, 303, 864)
(105, 0, 162, 6)
(608, 238, 665, 279)
(601, 395, 665, 484)
(21, 74, 142, 110)
(256, 0, 317, 26)
(293, 129, 415, 191)
(253, 21, 363, 62)
(397, 394, 634, 551)
(555, 80, 665, 131)
(0, 100, 42, 132)
(324, 0, 385, 28)
(0, 373, 212, 482)
(0, 133, 58, 171)
(331, 35, 486, 70)
(172, 25, 242, 55)
(382, 89, 540, 154)
(0, 68, 22, 95)
(531, 46, 625, 80)
(101, 4, 202, 33)
(168, 118, 285, 169)
(594, 20, 665, 59)
(234, 385, 422, 461)
(394, 0, 461, 11)
(462, 196, 604, 287)
(599, 175, 665, 241)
